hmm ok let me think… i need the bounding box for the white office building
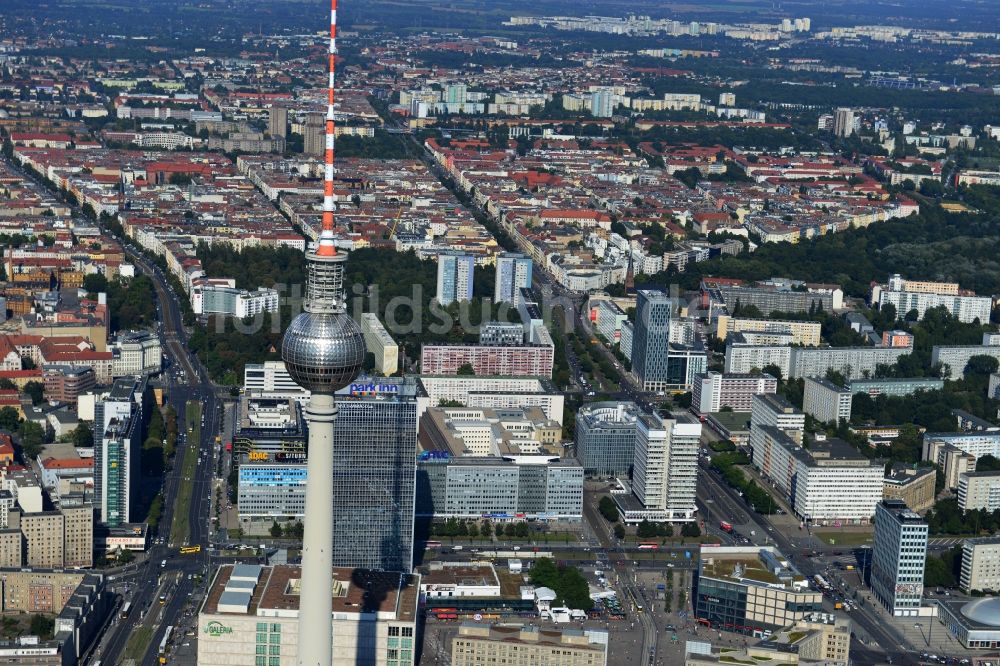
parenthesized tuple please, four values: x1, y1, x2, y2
(415, 375, 564, 425)
(871, 499, 928, 617)
(749, 393, 805, 457)
(751, 428, 883, 524)
(244, 361, 310, 401)
(619, 412, 699, 523)
(802, 377, 852, 424)
(109, 330, 162, 377)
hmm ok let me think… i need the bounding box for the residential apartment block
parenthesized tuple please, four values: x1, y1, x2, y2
(802, 377, 852, 424)
(958, 471, 1000, 512)
(360, 313, 399, 376)
(960, 536, 1000, 593)
(436, 251, 475, 305)
(872, 274, 991, 324)
(713, 315, 822, 346)
(420, 343, 553, 377)
(691, 372, 777, 414)
(846, 377, 944, 398)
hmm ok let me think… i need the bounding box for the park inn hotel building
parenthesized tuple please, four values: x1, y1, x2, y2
(198, 564, 419, 666)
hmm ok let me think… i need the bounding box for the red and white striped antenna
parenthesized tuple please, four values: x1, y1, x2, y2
(316, 0, 338, 257)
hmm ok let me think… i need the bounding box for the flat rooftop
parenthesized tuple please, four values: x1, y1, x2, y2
(201, 564, 418, 622)
(698, 547, 808, 591)
(421, 564, 498, 589)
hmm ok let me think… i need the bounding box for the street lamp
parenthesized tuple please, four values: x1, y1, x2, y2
(914, 621, 932, 648)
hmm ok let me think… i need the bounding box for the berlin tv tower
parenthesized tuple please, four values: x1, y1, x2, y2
(280, 0, 365, 662)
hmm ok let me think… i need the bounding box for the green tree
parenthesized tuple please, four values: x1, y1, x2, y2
(29, 614, 54, 639)
(613, 524, 626, 539)
(18, 421, 44, 460)
(598, 496, 619, 523)
(975, 455, 1000, 472)
(456, 363, 475, 376)
(480, 520, 492, 538)
(23, 381, 44, 406)
(270, 521, 283, 538)
(681, 522, 701, 538)
(83, 273, 109, 294)
(71, 421, 94, 448)
(636, 520, 658, 538)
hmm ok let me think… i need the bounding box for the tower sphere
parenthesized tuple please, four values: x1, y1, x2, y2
(281, 310, 365, 393)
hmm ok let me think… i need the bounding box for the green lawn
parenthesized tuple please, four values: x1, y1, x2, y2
(124, 625, 154, 661)
(169, 400, 201, 546)
(814, 530, 873, 546)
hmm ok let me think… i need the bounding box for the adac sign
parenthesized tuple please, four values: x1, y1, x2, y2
(204, 621, 234, 637)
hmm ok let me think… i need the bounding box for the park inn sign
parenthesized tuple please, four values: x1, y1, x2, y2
(203, 621, 234, 637)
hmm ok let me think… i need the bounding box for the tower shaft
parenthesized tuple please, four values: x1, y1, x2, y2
(297, 394, 337, 666)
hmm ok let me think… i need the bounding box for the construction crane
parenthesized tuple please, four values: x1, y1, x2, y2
(388, 207, 404, 238)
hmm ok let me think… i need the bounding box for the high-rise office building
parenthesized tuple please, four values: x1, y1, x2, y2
(833, 108, 855, 138)
(436, 252, 475, 305)
(94, 376, 148, 526)
(268, 106, 288, 138)
(494, 253, 533, 305)
(629, 412, 699, 522)
(633, 289, 672, 391)
(331, 379, 417, 573)
(871, 499, 928, 617)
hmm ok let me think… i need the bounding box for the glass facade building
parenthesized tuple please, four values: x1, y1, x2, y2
(331, 380, 418, 573)
(574, 402, 641, 477)
(94, 375, 148, 526)
(238, 464, 307, 520)
(416, 457, 584, 521)
(693, 547, 822, 637)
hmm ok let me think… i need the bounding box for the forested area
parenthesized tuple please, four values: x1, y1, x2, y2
(655, 189, 1000, 298)
(188, 246, 519, 383)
